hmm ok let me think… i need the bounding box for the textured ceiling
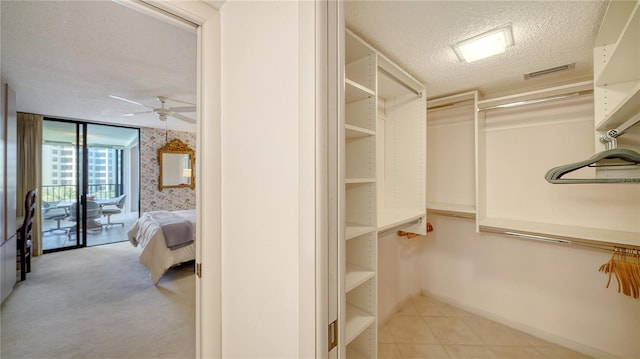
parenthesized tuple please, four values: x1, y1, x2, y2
(2, 1, 609, 131)
(345, 0, 608, 99)
(1, 1, 196, 132)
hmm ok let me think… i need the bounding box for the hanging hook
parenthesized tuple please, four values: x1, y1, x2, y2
(397, 222, 433, 239)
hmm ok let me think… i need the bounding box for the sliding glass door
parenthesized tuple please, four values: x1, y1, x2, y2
(41, 119, 139, 252)
(41, 120, 85, 251)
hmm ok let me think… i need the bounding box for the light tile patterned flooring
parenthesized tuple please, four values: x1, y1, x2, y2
(379, 295, 593, 359)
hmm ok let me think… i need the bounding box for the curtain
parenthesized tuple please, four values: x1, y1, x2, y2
(17, 113, 43, 256)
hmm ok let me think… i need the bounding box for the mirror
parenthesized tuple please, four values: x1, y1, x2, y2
(158, 138, 195, 191)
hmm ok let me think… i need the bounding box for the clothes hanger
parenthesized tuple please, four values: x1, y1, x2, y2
(545, 148, 640, 184)
(546, 113, 640, 184)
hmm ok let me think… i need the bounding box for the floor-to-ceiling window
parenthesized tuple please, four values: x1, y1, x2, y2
(41, 119, 140, 252)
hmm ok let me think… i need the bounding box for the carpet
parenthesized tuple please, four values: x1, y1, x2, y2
(1, 241, 195, 359)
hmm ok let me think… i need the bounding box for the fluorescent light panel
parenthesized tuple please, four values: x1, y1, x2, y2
(453, 25, 514, 63)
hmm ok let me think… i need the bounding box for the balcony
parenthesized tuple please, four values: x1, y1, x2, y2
(41, 184, 137, 250)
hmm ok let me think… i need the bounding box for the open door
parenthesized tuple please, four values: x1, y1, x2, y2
(114, 2, 221, 358)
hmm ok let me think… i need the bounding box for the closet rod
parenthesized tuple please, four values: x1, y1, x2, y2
(615, 112, 640, 134)
(378, 218, 423, 236)
(427, 99, 474, 111)
(378, 67, 423, 98)
(478, 89, 593, 111)
(481, 226, 639, 252)
(427, 91, 478, 110)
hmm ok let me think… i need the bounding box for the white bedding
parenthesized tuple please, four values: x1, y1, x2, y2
(127, 209, 196, 283)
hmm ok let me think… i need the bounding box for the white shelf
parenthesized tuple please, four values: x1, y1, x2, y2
(377, 209, 425, 233)
(346, 124, 375, 138)
(345, 178, 376, 184)
(345, 304, 376, 346)
(346, 78, 375, 104)
(427, 203, 476, 219)
(377, 54, 423, 99)
(595, 0, 638, 45)
(594, 0, 640, 131)
(345, 264, 375, 293)
(344, 30, 378, 358)
(345, 224, 376, 240)
(476, 84, 640, 251)
(595, 81, 640, 130)
(478, 217, 640, 250)
(594, 3, 639, 86)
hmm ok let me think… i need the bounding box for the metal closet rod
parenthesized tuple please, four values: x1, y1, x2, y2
(484, 229, 638, 252)
(478, 89, 593, 111)
(615, 112, 640, 134)
(378, 218, 423, 236)
(378, 67, 423, 98)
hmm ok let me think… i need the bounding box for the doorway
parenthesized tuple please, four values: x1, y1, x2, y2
(41, 118, 140, 252)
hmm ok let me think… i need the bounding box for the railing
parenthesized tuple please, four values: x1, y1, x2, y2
(41, 184, 123, 203)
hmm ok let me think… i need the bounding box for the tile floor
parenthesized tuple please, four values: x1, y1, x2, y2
(378, 295, 593, 359)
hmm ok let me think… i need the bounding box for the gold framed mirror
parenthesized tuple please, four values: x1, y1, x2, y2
(158, 138, 195, 191)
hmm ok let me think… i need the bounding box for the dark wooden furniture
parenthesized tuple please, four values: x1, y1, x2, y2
(17, 188, 37, 281)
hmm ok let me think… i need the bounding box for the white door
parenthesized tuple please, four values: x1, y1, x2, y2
(118, 2, 222, 358)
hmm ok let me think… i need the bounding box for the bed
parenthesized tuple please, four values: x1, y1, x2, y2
(127, 209, 196, 283)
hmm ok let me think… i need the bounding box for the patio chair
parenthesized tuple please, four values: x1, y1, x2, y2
(67, 200, 103, 239)
(42, 201, 69, 234)
(101, 194, 126, 229)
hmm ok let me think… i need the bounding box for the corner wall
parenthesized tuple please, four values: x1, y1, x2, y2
(396, 214, 640, 359)
(220, 1, 312, 357)
(139, 127, 196, 213)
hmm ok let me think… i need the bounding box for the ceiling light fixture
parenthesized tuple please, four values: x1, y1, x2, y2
(452, 25, 514, 63)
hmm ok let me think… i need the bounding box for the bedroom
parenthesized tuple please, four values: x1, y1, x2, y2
(0, 1, 200, 356)
(1, 1, 640, 359)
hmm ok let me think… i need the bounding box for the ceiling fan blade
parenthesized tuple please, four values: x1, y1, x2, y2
(110, 95, 152, 109)
(122, 110, 153, 117)
(170, 112, 196, 124)
(171, 106, 196, 113)
(162, 97, 195, 106)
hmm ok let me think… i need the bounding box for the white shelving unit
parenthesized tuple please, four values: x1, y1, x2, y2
(420, 0, 640, 253)
(593, 0, 640, 133)
(343, 30, 378, 359)
(376, 54, 427, 236)
(476, 82, 640, 250)
(341, 29, 426, 358)
(426, 91, 478, 220)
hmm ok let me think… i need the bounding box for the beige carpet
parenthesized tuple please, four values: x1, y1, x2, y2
(1, 241, 195, 359)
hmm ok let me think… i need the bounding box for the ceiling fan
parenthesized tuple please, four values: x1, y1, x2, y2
(110, 95, 196, 123)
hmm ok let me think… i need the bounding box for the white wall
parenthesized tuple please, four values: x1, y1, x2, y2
(377, 229, 424, 323)
(377, 214, 640, 359)
(220, 2, 316, 357)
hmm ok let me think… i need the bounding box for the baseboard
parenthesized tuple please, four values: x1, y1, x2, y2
(419, 289, 620, 359)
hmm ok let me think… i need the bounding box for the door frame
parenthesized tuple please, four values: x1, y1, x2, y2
(40, 119, 87, 252)
(132, 1, 338, 357)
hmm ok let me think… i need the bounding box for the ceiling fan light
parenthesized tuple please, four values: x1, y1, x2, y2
(452, 25, 514, 63)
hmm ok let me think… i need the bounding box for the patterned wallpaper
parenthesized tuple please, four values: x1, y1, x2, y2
(140, 127, 196, 213)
